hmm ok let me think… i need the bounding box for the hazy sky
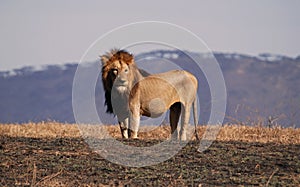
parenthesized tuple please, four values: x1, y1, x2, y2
(0, 0, 299, 70)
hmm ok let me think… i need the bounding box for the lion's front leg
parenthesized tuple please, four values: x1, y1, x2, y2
(119, 118, 129, 139)
(129, 107, 140, 139)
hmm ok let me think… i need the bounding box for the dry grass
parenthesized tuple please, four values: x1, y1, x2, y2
(0, 122, 300, 144)
(218, 124, 300, 144)
(0, 121, 81, 138)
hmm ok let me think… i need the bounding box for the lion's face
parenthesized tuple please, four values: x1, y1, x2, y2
(109, 60, 131, 93)
(101, 50, 135, 95)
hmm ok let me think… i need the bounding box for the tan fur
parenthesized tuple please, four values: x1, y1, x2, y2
(101, 49, 198, 140)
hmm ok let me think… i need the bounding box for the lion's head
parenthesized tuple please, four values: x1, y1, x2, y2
(101, 49, 148, 113)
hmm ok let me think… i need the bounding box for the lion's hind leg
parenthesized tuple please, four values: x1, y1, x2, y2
(180, 103, 192, 141)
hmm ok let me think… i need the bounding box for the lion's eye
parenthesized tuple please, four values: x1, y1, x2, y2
(124, 69, 129, 73)
(112, 69, 118, 75)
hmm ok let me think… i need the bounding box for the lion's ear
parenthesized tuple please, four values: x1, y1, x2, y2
(126, 53, 135, 65)
(100, 55, 110, 65)
(127, 58, 134, 65)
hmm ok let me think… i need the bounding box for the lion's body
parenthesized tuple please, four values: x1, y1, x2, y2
(130, 70, 197, 118)
(101, 49, 198, 140)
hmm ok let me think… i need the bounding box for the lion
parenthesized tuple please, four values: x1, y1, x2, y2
(101, 49, 199, 140)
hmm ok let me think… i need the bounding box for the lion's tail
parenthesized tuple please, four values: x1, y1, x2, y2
(193, 97, 200, 140)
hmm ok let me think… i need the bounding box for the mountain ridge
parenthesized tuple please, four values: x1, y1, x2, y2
(1, 52, 299, 77)
(1, 51, 299, 127)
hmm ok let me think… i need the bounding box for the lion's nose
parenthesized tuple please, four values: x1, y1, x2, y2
(119, 79, 127, 84)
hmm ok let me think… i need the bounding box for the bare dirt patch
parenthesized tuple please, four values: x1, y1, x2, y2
(1, 123, 300, 186)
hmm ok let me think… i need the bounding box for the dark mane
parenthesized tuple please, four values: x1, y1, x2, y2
(104, 89, 113, 113)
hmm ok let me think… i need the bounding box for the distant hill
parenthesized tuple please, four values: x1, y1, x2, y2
(0, 51, 299, 127)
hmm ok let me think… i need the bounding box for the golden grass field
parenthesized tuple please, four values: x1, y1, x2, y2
(1, 121, 300, 144)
